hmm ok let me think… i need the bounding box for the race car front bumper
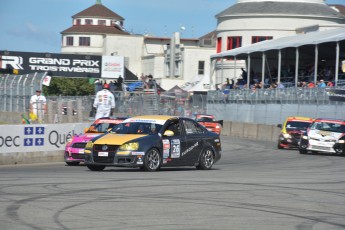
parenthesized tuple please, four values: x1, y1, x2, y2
(299, 138, 345, 154)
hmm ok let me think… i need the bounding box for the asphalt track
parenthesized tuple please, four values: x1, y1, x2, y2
(1, 136, 345, 230)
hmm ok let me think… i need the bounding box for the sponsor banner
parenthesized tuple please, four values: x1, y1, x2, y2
(101, 56, 124, 79)
(327, 89, 345, 102)
(0, 51, 122, 79)
(0, 123, 88, 153)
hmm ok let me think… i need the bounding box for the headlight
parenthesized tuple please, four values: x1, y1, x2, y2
(338, 140, 345, 144)
(119, 142, 139, 151)
(283, 133, 291, 138)
(302, 135, 308, 140)
(85, 141, 94, 149)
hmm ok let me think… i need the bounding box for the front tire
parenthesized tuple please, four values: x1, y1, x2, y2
(299, 149, 307, 154)
(196, 148, 214, 170)
(143, 148, 161, 171)
(277, 141, 283, 149)
(87, 165, 106, 171)
(66, 162, 80, 166)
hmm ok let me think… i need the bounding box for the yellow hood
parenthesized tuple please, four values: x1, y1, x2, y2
(95, 133, 147, 145)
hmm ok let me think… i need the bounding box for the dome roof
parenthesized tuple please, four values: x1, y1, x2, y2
(73, 3, 124, 20)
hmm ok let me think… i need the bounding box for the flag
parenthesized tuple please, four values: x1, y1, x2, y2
(29, 112, 37, 121)
(42, 75, 52, 86)
(21, 114, 31, 124)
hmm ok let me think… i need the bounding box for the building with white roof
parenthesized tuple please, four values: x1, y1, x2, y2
(60, 0, 345, 91)
(214, 0, 345, 85)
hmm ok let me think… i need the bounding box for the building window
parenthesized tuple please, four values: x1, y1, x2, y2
(227, 36, 242, 50)
(76, 19, 81, 25)
(98, 20, 106, 25)
(198, 61, 205, 75)
(66, 36, 74, 46)
(252, 36, 273, 44)
(85, 19, 93, 25)
(79, 37, 90, 46)
(216, 37, 222, 53)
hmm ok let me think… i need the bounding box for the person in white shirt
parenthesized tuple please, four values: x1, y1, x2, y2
(30, 89, 47, 123)
(93, 83, 116, 120)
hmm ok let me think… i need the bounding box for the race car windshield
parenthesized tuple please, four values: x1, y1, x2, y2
(286, 121, 311, 131)
(310, 122, 345, 133)
(110, 122, 162, 135)
(87, 123, 118, 133)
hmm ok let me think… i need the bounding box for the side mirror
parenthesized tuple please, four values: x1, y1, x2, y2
(163, 130, 174, 136)
(277, 124, 282, 129)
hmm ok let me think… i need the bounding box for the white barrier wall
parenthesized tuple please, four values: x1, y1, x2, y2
(0, 123, 90, 154)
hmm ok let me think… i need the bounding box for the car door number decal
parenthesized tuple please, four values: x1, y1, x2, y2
(171, 139, 180, 158)
(162, 139, 170, 159)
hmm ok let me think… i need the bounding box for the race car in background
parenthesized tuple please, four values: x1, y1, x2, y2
(84, 115, 222, 171)
(194, 114, 223, 134)
(299, 118, 345, 155)
(277, 116, 314, 149)
(64, 116, 127, 166)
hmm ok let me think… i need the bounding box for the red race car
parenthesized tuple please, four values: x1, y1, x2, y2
(195, 114, 223, 134)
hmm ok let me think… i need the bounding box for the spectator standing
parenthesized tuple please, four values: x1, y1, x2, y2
(93, 83, 116, 120)
(277, 81, 285, 89)
(318, 79, 326, 88)
(30, 89, 47, 123)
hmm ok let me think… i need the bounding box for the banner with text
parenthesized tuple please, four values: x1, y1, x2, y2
(0, 123, 89, 153)
(0, 51, 125, 79)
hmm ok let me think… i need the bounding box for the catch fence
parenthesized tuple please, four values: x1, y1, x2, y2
(1, 73, 344, 124)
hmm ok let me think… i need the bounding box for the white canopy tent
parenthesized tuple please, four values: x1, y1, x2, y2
(211, 27, 345, 86)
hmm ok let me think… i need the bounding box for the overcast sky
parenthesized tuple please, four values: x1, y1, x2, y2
(0, 0, 343, 53)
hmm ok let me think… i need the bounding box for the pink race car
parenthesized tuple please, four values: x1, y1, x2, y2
(64, 117, 127, 166)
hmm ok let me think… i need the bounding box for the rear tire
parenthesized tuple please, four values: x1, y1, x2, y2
(196, 148, 214, 170)
(87, 165, 106, 171)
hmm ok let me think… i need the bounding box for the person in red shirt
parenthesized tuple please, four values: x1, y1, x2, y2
(307, 82, 315, 88)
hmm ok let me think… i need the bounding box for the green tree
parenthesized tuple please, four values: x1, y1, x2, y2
(43, 77, 95, 96)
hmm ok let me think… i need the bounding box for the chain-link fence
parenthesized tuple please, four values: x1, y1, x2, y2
(207, 87, 333, 104)
(1, 72, 343, 124)
(0, 72, 46, 112)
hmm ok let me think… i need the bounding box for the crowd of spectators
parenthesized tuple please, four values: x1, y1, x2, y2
(217, 64, 343, 96)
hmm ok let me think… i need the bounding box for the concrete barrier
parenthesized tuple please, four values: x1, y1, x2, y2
(230, 122, 244, 138)
(0, 151, 64, 165)
(222, 121, 231, 136)
(0, 123, 90, 166)
(257, 124, 274, 141)
(243, 123, 258, 139)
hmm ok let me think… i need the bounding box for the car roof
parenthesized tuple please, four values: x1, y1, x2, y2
(314, 118, 345, 123)
(286, 116, 314, 122)
(196, 114, 215, 118)
(130, 115, 177, 120)
(94, 117, 128, 124)
(123, 115, 179, 125)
